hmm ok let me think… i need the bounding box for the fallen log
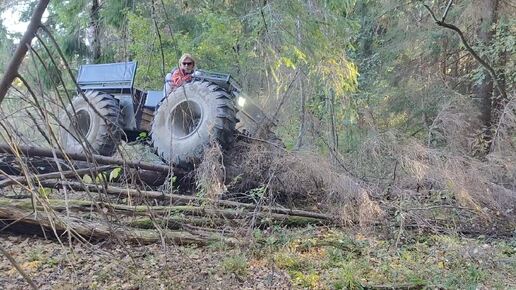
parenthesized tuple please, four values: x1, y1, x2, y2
(0, 143, 181, 175)
(38, 180, 334, 221)
(127, 216, 236, 230)
(0, 154, 167, 186)
(0, 202, 237, 245)
(0, 198, 327, 226)
(0, 154, 76, 176)
(0, 165, 114, 188)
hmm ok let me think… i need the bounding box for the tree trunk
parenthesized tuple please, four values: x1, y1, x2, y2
(294, 17, 306, 150)
(327, 90, 338, 164)
(33, 180, 334, 220)
(90, 0, 101, 63)
(0, 204, 218, 245)
(474, 0, 499, 134)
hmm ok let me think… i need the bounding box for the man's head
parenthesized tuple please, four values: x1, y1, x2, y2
(178, 53, 195, 74)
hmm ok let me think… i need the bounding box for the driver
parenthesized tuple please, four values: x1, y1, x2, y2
(164, 53, 196, 96)
(171, 53, 196, 88)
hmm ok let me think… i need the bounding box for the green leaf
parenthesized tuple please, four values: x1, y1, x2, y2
(82, 174, 93, 184)
(109, 167, 122, 181)
(95, 173, 107, 183)
(137, 132, 148, 141)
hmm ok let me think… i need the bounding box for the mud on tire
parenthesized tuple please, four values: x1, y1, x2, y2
(151, 81, 237, 167)
(60, 90, 122, 156)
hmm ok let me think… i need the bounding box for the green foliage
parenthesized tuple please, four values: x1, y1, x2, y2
(109, 167, 122, 182)
(37, 187, 52, 199)
(333, 264, 365, 290)
(221, 254, 248, 276)
(291, 270, 321, 289)
(82, 174, 93, 184)
(5, 0, 513, 161)
(0, 23, 14, 71)
(137, 131, 149, 141)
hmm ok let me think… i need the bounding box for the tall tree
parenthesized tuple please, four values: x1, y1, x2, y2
(89, 0, 101, 63)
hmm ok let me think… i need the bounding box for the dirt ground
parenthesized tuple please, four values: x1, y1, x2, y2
(1, 227, 515, 290)
(0, 233, 292, 290)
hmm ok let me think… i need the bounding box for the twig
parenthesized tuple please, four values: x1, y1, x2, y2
(271, 70, 300, 123)
(237, 134, 287, 151)
(151, 0, 166, 76)
(25, 110, 52, 146)
(407, 204, 477, 213)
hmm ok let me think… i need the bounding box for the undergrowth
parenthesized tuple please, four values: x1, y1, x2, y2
(245, 226, 516, 289)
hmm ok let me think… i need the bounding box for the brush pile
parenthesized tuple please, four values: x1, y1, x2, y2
(0, 140, 336, 245)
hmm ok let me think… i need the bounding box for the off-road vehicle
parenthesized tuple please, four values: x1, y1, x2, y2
(60, 61, 270, 167)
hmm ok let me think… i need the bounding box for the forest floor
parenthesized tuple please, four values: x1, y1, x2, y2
(1, 226, 515, 289)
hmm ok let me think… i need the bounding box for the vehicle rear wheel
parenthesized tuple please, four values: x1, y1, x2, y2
(60, 91, 122, 156)
(151, 81, 237, 167)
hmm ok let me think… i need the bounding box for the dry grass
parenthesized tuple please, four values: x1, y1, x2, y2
(195, 141, 226, 200)
(222, 139, 385, 227)
(337, 95, 516, 235)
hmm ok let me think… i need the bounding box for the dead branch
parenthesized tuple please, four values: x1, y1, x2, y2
(0, 154, 70, 176)
(36, 180, 333, 220)
(0, 154, 166, 186)
(0, 144, 180, 175)
(0, 204, 232, 245)
(0, 165, 114, 188)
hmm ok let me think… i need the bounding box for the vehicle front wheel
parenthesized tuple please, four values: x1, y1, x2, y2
(151, 81, 237, 167)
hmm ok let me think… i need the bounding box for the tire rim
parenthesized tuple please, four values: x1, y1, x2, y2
(169, 100, 203, 139)
(73, 109, 92, 138)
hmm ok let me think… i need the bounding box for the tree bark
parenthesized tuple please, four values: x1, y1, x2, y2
(90, 0, 101, 63)
(474, 0, 499, 133)
(0, 0, 50, 105)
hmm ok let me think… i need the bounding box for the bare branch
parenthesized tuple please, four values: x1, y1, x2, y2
(423, 2, 507, 101)
(423, 4, 439, 23)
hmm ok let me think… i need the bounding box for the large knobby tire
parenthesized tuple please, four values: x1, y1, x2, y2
(151, 81, 237, 167)
(60, 91, 122, 156)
